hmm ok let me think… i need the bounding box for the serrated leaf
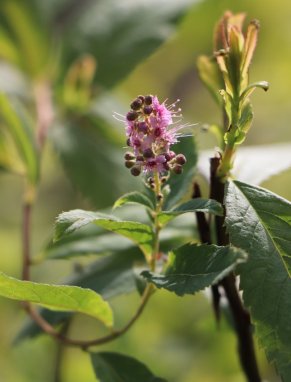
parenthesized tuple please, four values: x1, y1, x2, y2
(91, 352, 167, 382)
(225, 180, 291, 379)
(15, 248, 144, 343)
(0, 271, 113, 327)
(113, 192, 154, 211)
(55, 210, 154, 258)
(142, 244, 246, 296)
(158, 198, 223, 225)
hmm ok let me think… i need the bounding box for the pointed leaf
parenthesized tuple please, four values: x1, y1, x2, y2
(0, 272, 113, 327)
(158, 198, 223, 225)
(15, 249, 144, 342)
(142, 244, 246, 296)
(55, 210, 154, 258)
(91, 352, 167, 382)
(197, 55, 223, 105)
(225, 180, 291, 379)
(0, 94, 39, 183)
(113, 192, 154, 211)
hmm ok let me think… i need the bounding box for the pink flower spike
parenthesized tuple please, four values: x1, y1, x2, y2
(121, 94, 188, 177)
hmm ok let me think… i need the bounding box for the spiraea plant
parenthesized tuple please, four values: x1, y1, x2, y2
(1, 6, 291, 382)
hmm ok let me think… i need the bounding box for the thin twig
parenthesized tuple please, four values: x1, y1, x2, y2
(23, 284, 153, 350)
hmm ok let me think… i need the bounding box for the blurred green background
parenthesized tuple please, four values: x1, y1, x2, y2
(0, 0, 290, 381)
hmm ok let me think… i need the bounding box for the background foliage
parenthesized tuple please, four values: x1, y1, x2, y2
(0, 0, 290, 381)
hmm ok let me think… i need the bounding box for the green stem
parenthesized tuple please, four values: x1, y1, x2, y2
(150, 171, 163, 271)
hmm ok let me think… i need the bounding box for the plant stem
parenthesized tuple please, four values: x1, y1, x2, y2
(150, 171, 163, 271)
(23, 283, 154, 350)
(22, 202, 32, 281)
(210, 157, 261, 382)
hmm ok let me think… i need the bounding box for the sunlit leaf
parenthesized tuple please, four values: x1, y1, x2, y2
(55, 210, 154, 258)
(15, 248, 144, 342)
(225, 180, 291, 379)
(113, 191, 154, 211)
(0, 272, 113, 327)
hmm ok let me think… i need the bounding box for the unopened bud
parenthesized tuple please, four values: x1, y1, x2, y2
(165, 151, 176, 161)
(143, 105, 153, 115)
(143, 148, 154, 158)
(125, 160, 135, 168)
(136, 155, 144, 162)
(131, 166, 141, 176)
(144, 95, 153, 105)
(124, 152, 135, 160)
(126, 111, 138, 121)
(130, 98, 143, 110)
(176, 154, 187, 165)
(173, 164, 183, 174)
(138, 122, 148, 134)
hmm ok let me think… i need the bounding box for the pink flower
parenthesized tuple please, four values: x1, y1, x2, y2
(121, 95, 187, 177)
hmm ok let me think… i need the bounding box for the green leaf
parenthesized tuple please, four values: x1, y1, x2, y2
(197, 55, 223, 105)
(158, 198, 223, 225)
(225, 180, 291, 379)
(240, 81, 269, 101)
(113, 192, 154, 211)
(91, 352, 167, 382)
(49, 121, 136, 208)
(164, 136, 198, 210)
(55, 210, 154, 258)
(15, 248, 144, 343)
(57, 0, 197, 89)
(0, 271, 113, 327)
(142, 244, 246, 296)
(0, 0, 50, 77)
(0, 94, 39, 183)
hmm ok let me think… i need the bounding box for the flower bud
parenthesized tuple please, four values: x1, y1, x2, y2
(124, 152, 135, 160)
(138, 122, 148, 134)
(125, 160, 135, 168)
(173, 164, 183, 174)
(136, 155, 144, 162)
(126, 111, 138, 121)
(143, 148, 154, 158)
(138, 95, 145, 103)
(144, 95, 153, 105)
(130, 98, 143, 110)
(165, 151, 176, 161)
(175, 154, 187, 165)
(143, 105, 153, 115)
(131, 166, 141, 176)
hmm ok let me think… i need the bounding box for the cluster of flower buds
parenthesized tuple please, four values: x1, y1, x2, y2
(123, 95, 187, 177)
